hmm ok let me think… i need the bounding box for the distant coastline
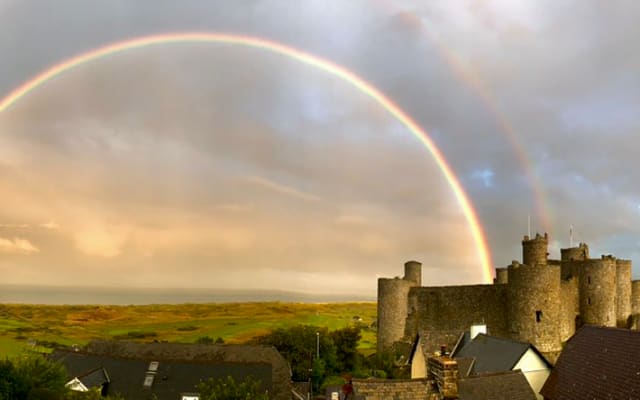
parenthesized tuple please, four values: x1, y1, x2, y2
(0, 284, 376, 305)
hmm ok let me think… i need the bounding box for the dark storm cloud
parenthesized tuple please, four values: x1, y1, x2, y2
(0, 0, 639, 294)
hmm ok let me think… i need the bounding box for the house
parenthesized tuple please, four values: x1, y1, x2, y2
(51, 340, 291, 400)
(453, 334, 551, 399)
(458, 370, 537, 400)
(64, 366, 110, 395)
(409, 329, 469, 379)
(540, 325, 640, 400)
(351, 378, 436, 400)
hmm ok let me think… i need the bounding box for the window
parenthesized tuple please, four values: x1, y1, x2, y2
(588, 297, 591, 305)
(148, 361, 159, 372)
(536, 310, 543, 323)
(588, 276, 591, 284)
(143, 374, 154, 388)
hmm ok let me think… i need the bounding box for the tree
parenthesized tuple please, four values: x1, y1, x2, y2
(0, 353, 68, 400)
(197, 376, 268, 400)
(249, 325, 337, 383)
(329, 326, 362, 373)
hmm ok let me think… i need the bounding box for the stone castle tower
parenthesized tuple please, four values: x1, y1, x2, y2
(377, 233, 640, 360)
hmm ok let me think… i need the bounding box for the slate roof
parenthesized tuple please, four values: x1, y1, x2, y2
(53, 350, 272, 400)
(454, 334, 549, 374)
(540, 325, 640, 400)
(456, 357, 475, 378)
(51, 341, 291, 400)
(458, 370, 537, 400)
(77, 366, 110, 389)
(411, 329, 465, 363)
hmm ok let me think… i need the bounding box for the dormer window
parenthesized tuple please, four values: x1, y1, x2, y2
(143, 374, 154, 388)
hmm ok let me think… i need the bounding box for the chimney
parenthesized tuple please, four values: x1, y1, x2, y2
(427, 355, 458, 399)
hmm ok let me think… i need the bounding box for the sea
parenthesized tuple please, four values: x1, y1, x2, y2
(0, 284, 375, 305)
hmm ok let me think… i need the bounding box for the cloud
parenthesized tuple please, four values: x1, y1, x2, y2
(40, 221, 60, 230)
(0, 0, 638, 292)
(74, 227, 127, 258)
(0, 237, 39, 254)
(244, 175, 322, 203)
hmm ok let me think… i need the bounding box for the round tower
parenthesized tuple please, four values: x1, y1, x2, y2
(615, 259, 632, 327)
(403, 260, 422, 287)
(579, 256, 617, 327)
(377, 277, 413, 353)
(507, 261, 562, 353)
(631, 280, 640, 317)
(560, 243, 589, 261)
(522, 233, 549, 266)
(494, 267, 508, 284)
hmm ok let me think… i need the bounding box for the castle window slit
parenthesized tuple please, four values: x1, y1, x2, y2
(536, 310, 543, 323)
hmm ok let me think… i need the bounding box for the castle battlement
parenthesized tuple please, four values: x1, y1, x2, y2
(377, 233, 640, 359)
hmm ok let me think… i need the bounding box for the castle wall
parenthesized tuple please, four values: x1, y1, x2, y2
(560, 260, 581, 280)
(615, 259, 632, 328)
(407, 284, 508, 340)
(494, 268, 508, 284)
(377, 278, 413, 352)
(632, 280, 640, 316)
(579, 257, 617, 327)
(560, 244, 589, 262)
(522, 233, 548, 266)
(403, 261, 422, 287)
(560, 277, 579, 342)
(507, 262, 562, 353)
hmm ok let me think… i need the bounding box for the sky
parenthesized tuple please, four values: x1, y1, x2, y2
(0, 1, 639, 296)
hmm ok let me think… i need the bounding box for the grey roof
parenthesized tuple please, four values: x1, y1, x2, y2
(53, 349, 272, 400)
(458, 370, 537, 400)
(51, 341, 292, 400)
(77, 366, 110, 389)
(454, 334, 548, 374)
(456, 357, 475, 378)
(410, 329, 465, 363)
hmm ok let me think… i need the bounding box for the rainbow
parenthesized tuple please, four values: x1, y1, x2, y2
(0, 32, 493, 282)
(373, 1, 551, 231)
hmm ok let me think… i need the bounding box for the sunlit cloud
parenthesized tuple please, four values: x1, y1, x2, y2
(0, 237, 39, 254)
(244, 175, 322, 203)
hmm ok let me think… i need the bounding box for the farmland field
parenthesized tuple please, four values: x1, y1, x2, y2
(0, 302, 377, 357)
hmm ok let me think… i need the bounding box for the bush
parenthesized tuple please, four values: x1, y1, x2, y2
(176, 325, 199, 331)
(197, 376, 268, 400)
(196, 336, 214, 345)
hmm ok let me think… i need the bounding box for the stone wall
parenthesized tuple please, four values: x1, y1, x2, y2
(616, 259, 632, 327)
(522, 233, 548, 267)
(560, 243, 589, 262)
(560, 260, 582, 280)
(507, 262, 562, 353)
(560, 277, 579, 342)
(579, 257, 617, 327)
(378, 278, 413, 352)
(407, 284, 508, 340)
(353, 378, 437, 400)
(494, 268, 508, 284)
(404, 261, 422, 287)
(632, 280, 640, 315)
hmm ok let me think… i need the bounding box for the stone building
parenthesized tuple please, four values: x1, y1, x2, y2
(377, 233, 640, 361)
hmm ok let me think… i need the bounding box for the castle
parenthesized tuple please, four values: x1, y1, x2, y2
(377, 233, 640, 360)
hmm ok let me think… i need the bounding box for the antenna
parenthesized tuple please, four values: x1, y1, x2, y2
(527, 215, 531, 238)
(569, 225, 574, 247)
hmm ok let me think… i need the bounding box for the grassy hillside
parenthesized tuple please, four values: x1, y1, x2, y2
(0, 302, 377, 357)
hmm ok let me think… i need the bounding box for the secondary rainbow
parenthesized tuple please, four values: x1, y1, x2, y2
(0, 32, 493, 282)
(373, 0, 551, 231)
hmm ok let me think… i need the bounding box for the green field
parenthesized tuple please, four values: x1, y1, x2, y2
(0, 302, 377, 357)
